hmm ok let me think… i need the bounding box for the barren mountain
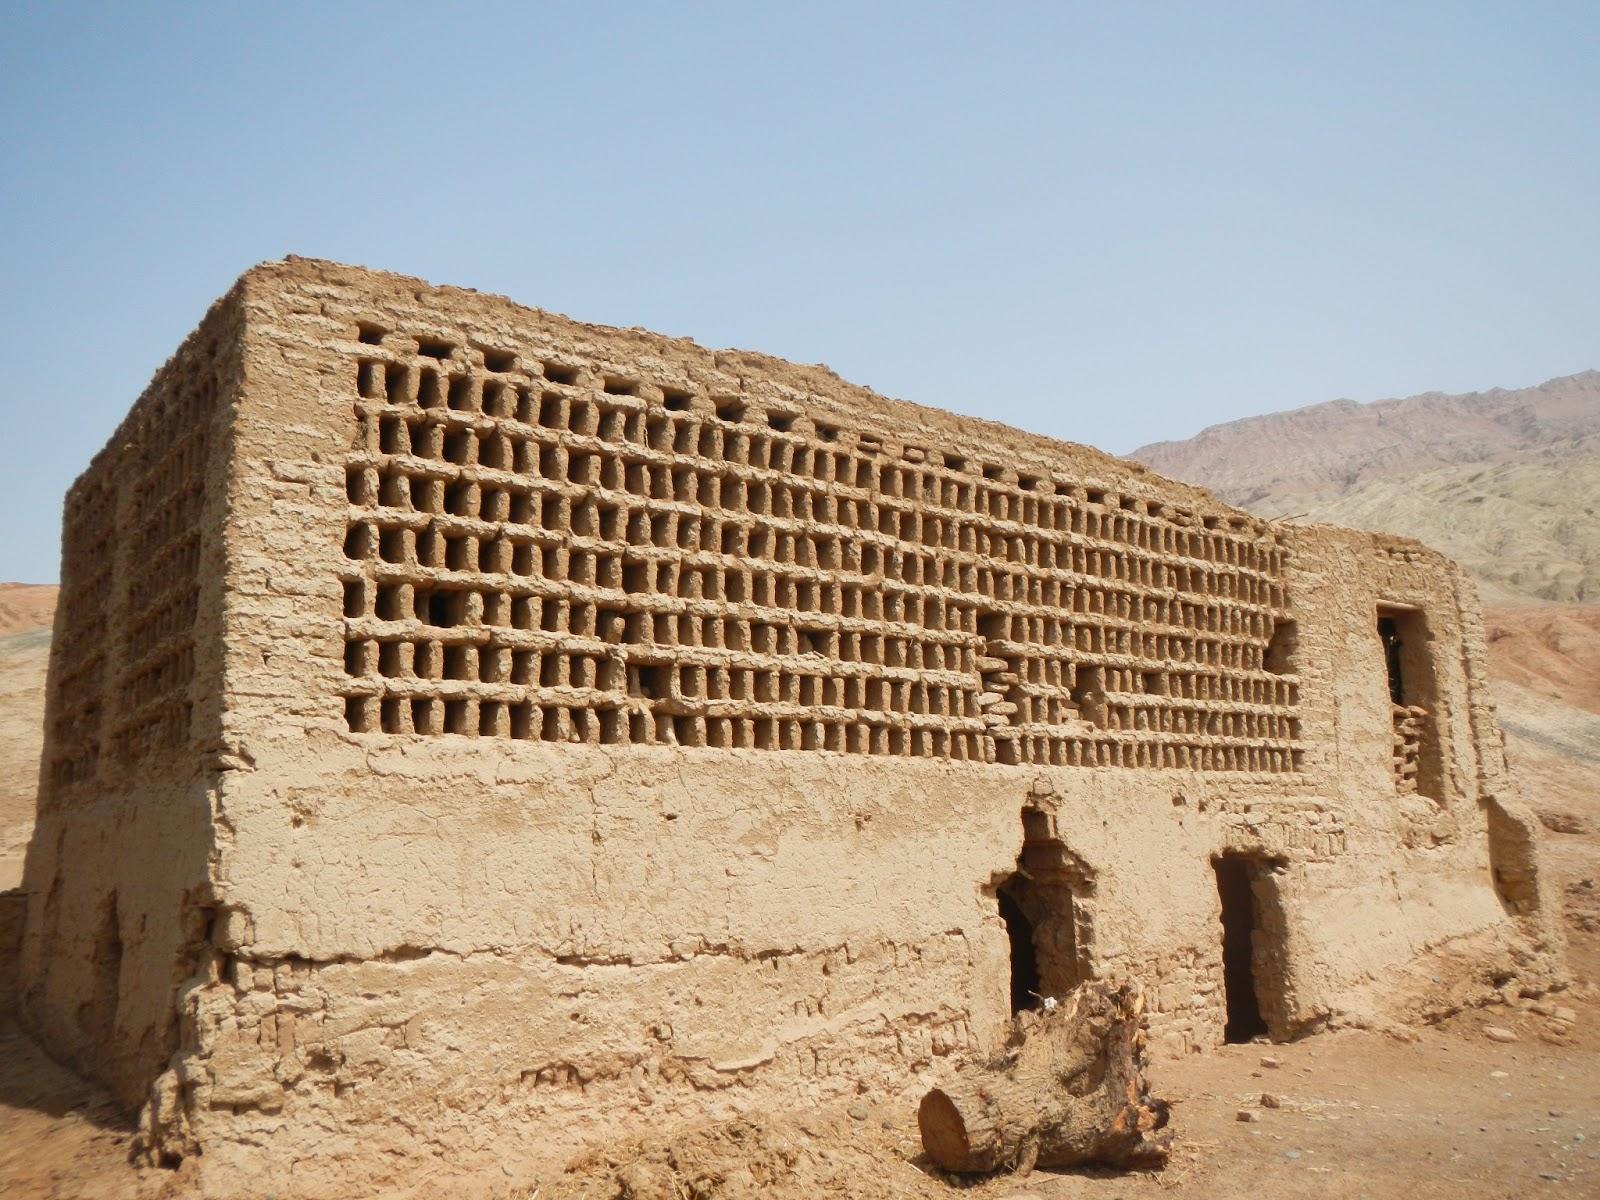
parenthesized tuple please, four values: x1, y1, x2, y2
(1133, 371, 1600, 604)
(1131, 373, 1600, 835)
(1135, 369, 1600, 509)
(0, 584, 56, 889)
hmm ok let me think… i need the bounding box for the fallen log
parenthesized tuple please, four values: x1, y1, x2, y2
(917, 981, 1170, 1174)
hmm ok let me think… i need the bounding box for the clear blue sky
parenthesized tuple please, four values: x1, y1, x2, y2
(3, 3, 1596, 584)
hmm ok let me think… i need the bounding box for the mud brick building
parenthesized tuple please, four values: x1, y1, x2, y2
(16, 259, 1564, 1196)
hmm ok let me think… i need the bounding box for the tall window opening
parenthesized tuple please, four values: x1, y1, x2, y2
(1377, 605, 1442, 800)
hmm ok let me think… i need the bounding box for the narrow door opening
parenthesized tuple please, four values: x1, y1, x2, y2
(1215, 856, 1267, 1043)
(997, 884, 1041, 1015)
(993, 804, 1095, 1016)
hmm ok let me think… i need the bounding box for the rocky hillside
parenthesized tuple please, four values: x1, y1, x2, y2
(0, 585, 56, 889)
(1133, 370, 1600, 603)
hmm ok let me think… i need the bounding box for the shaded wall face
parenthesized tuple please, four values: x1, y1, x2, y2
(19, 302, 239, 1107)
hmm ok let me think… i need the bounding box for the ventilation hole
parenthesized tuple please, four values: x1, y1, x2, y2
(416, 370, 444, 409)
(417, 591, 461, 628)
(1086, 488, 1106, 505)
(942, 454, 966, 470)
(378, 642, 403, 677)
(357, 322, 387, 345)
(636, 664, 668, 700)
(816, 424, 839, 442)
(479, 702, 502, 735)
(543, 362, 579, 385)
(342, 580, 365, 618)
(374, 585, 403, 620)
(411, 698, 435, 734)
(384, 364, 408, 404)
(982, 464, 1002, 481)
(417, 337, 454, 360)
(714, 399, 745, 423)
(661, 388, 692, 411)
(345, 696, 372, 732)
(444, 699, 469, 734)
(767, 412, 794, 432)
(603, 376, 639, 396)
(447, 377, 473, 410)
(481, 348, 516, 372)
(1018, 474, 1039, 491)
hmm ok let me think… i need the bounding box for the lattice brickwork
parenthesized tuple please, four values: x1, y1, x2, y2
(49, 475, 116, 789)
(1391, 704, 1426, 794)
(339, 332, 1303, 772)
(47, 345, 223, 792)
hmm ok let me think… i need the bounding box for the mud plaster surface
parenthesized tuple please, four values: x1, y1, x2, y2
(13, 259, 1565, 1198)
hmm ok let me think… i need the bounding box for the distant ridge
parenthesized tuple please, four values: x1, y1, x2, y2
(1131, 371, 1600, 604)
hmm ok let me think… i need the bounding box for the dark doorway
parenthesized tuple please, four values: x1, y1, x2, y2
(997, 885, 1041, 1015)
(1214, 856, 1267, 1042)
(992, 804, 1095, 1017)
(1377, 614, 1406, 704)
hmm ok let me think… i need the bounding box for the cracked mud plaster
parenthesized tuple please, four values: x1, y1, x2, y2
(14, 258, 1566, 1198)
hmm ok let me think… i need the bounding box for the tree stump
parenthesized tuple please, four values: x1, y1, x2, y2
(918, 981, 1171, 1174)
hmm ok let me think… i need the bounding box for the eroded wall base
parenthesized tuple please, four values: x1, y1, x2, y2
(132, 745, 1555, 1197)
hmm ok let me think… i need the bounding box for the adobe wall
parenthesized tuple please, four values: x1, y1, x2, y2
(17, 287, 245, 1107)
(21, 258, 1563, 1197)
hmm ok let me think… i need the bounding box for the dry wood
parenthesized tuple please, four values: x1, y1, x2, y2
(918, 981, 1171, 1174)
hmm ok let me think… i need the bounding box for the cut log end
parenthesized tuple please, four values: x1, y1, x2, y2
(918, 981, 1171, 1175)
(916, 1089, 971, 1169)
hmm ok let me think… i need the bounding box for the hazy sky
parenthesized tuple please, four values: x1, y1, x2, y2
(3, 3, 1596, 583)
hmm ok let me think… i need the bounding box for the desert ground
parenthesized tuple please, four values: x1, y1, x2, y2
(2, 579, 1596, 1198)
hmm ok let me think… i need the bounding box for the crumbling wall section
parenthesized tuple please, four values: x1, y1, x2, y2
(19, 287, 242, 1108)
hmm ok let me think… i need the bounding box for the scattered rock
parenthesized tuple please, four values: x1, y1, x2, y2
(1551, 1006, 1577, 1024)
(846, 1101, 869, 1121)
(1284, 1149, 1303, 1161)
(1261, 1093, 1283, 1109)
(1237, 1109, 1261, 1123)
(1483, 1026, 1519, 1044)
(1259, 1056, 1282, 1069)
(1536, 809, 1588, 835)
